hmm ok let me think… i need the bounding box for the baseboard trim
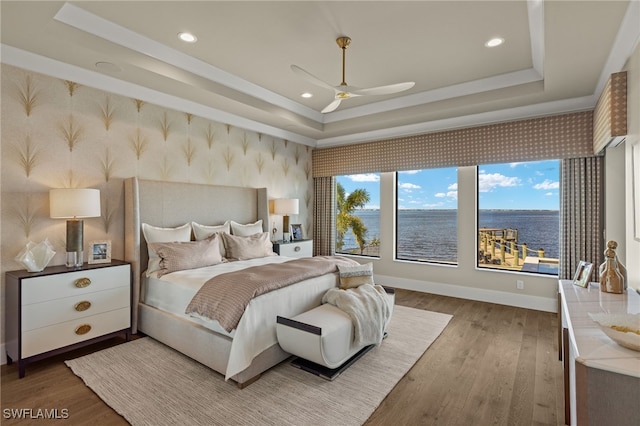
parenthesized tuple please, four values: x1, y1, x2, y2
(375, 274, 557, 313)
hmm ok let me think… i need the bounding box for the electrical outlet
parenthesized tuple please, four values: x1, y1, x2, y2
(516, 280, 524, 290)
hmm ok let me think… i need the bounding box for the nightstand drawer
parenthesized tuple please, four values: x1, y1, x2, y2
(21, 307, 131, 358)
(21, 265, 129, 305)
(276, 240, 313, 258)
(21, 286, 130, 331)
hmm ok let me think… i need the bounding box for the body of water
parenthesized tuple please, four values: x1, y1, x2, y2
(340, 209, 559, 262)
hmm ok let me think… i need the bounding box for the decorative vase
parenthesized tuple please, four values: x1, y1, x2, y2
(599, 247, 624, 294)
(609, 240, 627, 289)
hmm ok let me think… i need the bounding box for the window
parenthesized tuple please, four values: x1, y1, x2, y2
(335, 174, 380, 256)
(477, 160, 560, 275)
(396, 168, 458, 263)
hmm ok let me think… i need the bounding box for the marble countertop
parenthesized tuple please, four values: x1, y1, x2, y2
(559, 279, 640, 377)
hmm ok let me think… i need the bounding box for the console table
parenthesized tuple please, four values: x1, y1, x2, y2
(558, 280, 639, 425)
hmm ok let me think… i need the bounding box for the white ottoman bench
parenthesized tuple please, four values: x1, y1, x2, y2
(276, 287, 395, 379)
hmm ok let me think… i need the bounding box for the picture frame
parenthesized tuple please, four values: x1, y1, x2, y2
(290, 224, 304, 240)
(572, 260, 593, 288)
(89, 240, 111, 264)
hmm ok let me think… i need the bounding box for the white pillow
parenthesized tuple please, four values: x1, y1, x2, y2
(222, 232, 275, 260)
(192, 221, 230, 257)
(142, 223, 191, 276)
(230, 220, 263, 236)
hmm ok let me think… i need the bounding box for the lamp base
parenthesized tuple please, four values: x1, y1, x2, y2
(283, 232, 291, 242)
(66, 251, 83, 268)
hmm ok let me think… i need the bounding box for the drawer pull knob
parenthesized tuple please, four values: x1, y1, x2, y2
(294, 246, 301, 252)
(74, 301, 91, 312)
(75, 278, 91, 288)
(75, 324, 92, 335)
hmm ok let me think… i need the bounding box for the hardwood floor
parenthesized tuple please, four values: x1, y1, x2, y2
(1, 289, 564, 425)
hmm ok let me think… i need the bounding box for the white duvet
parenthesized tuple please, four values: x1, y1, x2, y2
(143, 256, 340, 380)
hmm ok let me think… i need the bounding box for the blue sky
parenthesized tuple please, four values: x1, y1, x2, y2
(337, 160, 560, 210)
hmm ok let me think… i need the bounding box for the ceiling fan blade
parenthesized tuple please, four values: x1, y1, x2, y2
(352, 81, 415, 96)
(291, 65, 337, 92)
(321, 99, 342, 113)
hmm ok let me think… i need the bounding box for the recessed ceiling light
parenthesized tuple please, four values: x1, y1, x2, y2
(485, 37, 505, 48)
(178, 32, 197, 43)
(301, 92, 313, 98)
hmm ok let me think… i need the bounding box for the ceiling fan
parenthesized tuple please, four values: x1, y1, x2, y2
(291, 36, 415, 113)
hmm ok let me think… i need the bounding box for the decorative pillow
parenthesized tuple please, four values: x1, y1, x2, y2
(142, 223, 191, 276)
(192, 221, 230, 257)
(222, 232, 275, 260)
(338, 262, 374, 289)
(230, 220, 263, 237)
(149, 234, 223, 277)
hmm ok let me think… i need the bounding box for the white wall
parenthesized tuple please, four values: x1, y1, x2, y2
(623, 41, 640, 291)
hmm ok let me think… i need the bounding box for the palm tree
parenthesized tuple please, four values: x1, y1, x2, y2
(336, 182, 370, 254)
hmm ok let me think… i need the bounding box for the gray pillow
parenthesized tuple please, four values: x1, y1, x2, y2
(222, 232, 276, 260)
(149, 234, 223, 277)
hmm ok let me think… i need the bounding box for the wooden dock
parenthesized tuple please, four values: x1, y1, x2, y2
(478, 228, 557, 273)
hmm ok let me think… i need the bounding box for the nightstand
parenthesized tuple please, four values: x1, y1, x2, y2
(5, 260, 131, 378)
(273, 239, 313, 258)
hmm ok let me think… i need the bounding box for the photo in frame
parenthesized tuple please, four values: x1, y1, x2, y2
(89, 240, 111, 264)
(572, 260, 593, 288)
(290, 224, 304, 240)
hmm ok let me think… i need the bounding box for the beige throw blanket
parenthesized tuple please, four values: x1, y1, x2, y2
(322, 284, 393, 346)
(185, 256, 358, 332)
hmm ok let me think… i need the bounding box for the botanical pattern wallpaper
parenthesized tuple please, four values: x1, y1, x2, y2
(0, 63, 313, 275)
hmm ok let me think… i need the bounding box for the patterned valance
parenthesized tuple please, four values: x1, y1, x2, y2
(593, 71, 627, 154)
(313, 111, 594, 177)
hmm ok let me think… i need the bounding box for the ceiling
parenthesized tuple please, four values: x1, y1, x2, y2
(1, 1, 638, 148)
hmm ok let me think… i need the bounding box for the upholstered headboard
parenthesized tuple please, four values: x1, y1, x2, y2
(123, 177, 269, 332)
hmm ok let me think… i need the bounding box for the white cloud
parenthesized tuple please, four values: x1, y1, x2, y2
(399, 170, 421, 175)
(399, 182, 421, 190)
(478, 172, 520, 192)
(435, 189, 457, 199)
(545, 192, 554, 196)
(533, 179, 559, 190)
(448, 183, 458, 190)
(347, 173, 379, 182)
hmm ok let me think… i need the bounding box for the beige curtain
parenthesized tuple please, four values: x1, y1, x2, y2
(313, 176, 336, 256)
(560, 157, 604, 280)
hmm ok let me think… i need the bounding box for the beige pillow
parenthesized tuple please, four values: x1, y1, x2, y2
(222, 232, 275, 260)
(149, 235, 223, 277)
(230, 220, 263, 236)
(192, 221, 230, 257)
(338, 262, 374, 289)
(142, 223, 191, 276)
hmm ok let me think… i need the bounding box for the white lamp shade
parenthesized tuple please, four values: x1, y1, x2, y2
(274, 198, 299, 215)
(49, 188, 101, 219)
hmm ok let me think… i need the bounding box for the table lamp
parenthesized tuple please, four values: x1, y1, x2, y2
(50, 188, 101, 268)
(274, 198, 299, 242)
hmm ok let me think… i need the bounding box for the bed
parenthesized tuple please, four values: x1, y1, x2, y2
(124, 177, 345, 387)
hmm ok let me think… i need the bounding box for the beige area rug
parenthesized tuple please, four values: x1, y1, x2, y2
(66, 306, 451, 426)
